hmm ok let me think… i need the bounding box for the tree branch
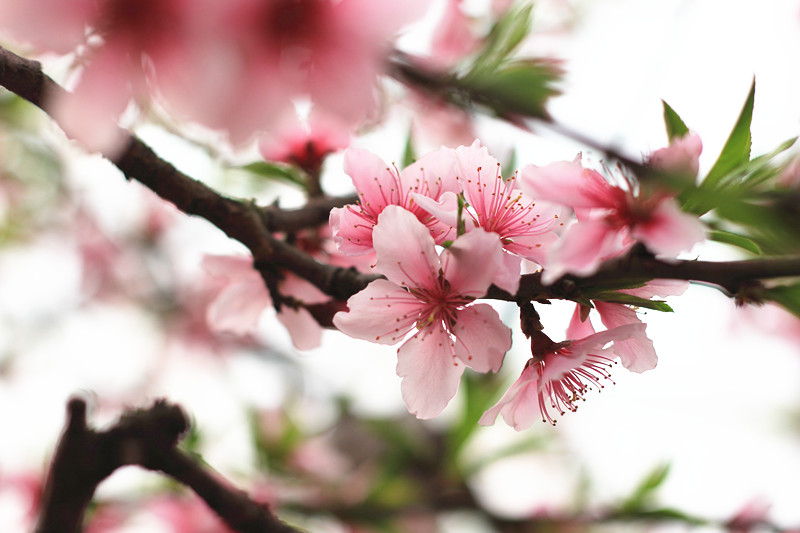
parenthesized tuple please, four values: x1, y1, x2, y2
(2, 45, 800, 312)
(34, 397, 303, 533)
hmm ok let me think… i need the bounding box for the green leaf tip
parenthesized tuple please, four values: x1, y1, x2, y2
(703, 78, 756, 188)
(662, 100, 690, 142)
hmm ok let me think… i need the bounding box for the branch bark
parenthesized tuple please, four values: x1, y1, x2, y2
(34, 397, 303, 533)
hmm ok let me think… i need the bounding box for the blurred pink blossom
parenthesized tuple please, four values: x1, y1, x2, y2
(647, 133, 703, 181)
(203, 254, 327, 351)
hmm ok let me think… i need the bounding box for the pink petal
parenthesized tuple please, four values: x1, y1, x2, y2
(543, 323, 646, 381)
(519, 157, 613, 209)
(648, 133, 702, 179)
(429, 0, 479, 68)
(397, 325, 465, 419)
(566, 305, 595, 339)
(282, 274, 329, 305)
(333, 279, 420, 345)
(411, 191, 461, 228)
(329, 205, 376, 255)
(622, 279, 690, 299)
(344, 148, 398, 210)
(402, 145, 459, 197)
(278, 307, 323, 351)
(207, 280, 270, 335)
(452, 303, 511, 373)
(632, 199, 705, 257)
(373, 206, 440, 289)
(440, 228, 503, 297)
(455, 140, 502, 205)
(594, 302, 657, 372)
(542, 219, 623, 284)
(202, 254, 257, 280)
(51, 43, 131, 156)
(491, 251, 521, 295)
(479, 364, 540, 430)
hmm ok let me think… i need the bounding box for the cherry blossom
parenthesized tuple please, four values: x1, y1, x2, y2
(647, 133, 703, 180)
(413, 140, 564, 293)
(520, 156, 705, 283)
(203, 254, 327, 351)
(333, 206, 511, 419)
(480, 317, 646, 429)
(330, 146, 458, 255)
(163, 0, 429, 144)
(258, 112, 350, 176)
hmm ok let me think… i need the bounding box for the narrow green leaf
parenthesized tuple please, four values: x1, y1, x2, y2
(662, 100, 690, 142)
(241, 161, 306, 188)
(707, 229, 761, 255)
(402, 129, 417, 168)
(456, 193, 467, 237)
(469, 3, 534, 75)
(703, 79, 755, 188)
(584, 291, 674, 312)
(621, 462, 671, 511)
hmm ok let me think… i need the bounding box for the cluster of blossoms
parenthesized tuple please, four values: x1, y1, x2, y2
(331, 137, 705, 427)
(0, 0, 428, 153)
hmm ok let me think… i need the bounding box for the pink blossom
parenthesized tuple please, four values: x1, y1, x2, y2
(10, 0, 202, 155)
(648, 133, 703, 180)
(258, 112, 350, 174)
(480, 316, 646, 429)
(428, 0, 480, 69)
(203, 254, 327, 351)
(413, 140, 564, 293)
(333, 206, 511, 419)
(520, 156, 705, 283)
(163, 0, 429, 144)
(330, 146, 458, 255)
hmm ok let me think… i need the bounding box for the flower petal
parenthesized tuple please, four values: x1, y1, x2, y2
(207, 280, 270, 335)
(373, 206, 440, 289)
(333, 279, 420, 345)
(632, 199, 705, 257)
(479, 364, 540, 430)
(329, 205, 377, 255)
(595, 302, 657, 372)
(452, 303, 511, 373)
(397, 325, 464, 419)
(278, 307, 323, 351)
(440, 228, 503, 297)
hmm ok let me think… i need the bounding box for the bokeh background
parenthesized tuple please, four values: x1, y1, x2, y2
(1, 0, 800, 531)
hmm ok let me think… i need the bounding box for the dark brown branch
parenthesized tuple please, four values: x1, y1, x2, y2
(2, 45, 800, 310)
(34, 397, 302, 533)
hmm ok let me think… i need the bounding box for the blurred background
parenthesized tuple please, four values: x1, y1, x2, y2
(1, 0, 800, 531)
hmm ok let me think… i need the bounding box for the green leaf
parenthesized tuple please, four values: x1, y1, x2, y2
(460, 59, 562, 119)
(707, 229, 761, 255)
(402, 129, 417, 168)
(583, 291, 674, 312)
(241, 161, 306, 188)
(620, 462, 671, 511)
(703, 79, 755, 188)
(662, 100, 690, 142)
(762, 283, 800, 319)
(469, 3, 534, 75)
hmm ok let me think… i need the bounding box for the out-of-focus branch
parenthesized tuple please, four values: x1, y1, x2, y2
(34, 397, 302, 533)
(2, 45, 800, 311)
